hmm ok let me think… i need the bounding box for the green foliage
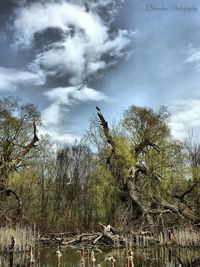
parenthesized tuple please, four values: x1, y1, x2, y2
(2, 97, 200, 231)
(0, 97, 41, 180)
(123, 105, 170, 144)
(90, 164, 119, 224)
(9, 170, 39, 220)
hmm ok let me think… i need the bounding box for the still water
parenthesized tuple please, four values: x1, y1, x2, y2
(1, 246, 200, 267)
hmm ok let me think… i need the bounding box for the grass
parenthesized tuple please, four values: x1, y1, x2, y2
(158, 228, 200, 246)
(0, 224, 39, 253)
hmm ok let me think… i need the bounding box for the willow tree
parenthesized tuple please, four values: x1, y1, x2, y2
(0, 97, 40, 220)
(95, 106, 200, 229)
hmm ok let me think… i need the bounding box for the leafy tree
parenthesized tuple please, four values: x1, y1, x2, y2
(94, 105, 200, 228)
(0, 97, 40, 219)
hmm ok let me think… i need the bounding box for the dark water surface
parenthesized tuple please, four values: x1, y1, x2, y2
(1, 246, 200, 267)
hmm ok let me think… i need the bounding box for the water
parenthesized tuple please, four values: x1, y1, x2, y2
(1, 246, 200, 267)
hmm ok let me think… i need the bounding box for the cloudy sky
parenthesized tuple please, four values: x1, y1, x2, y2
(0, 0, 200, 142)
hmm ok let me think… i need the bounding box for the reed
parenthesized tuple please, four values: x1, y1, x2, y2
(158, 228, 200, 247)
(56, 249, 62, 267)
(28, 244, 35, 266)
(9, 236, 15, 267)
(91, 250, 96, 267)
(124, 231, 152, 248)
(86, 249, 90, 267)
(125, 244, 134, 267)
(105, 256, 116, 267)
(80, 248, 85, 267)
(0, 224, 38, 253)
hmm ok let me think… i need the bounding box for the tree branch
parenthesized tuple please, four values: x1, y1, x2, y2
(8, 122, 39, 170)
(135, 140, 159, 158)
(174, 181, 198, 203)
(96, 108, 116, 168)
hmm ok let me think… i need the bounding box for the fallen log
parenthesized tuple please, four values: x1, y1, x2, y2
(62, 233, 100, 245)
(40, 223, 127, 247)
(93, 234, 103, 245)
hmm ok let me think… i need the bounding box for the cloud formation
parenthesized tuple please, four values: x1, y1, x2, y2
(14, 1, 107, 48)
(14, 1, 130, 85)
(10, 0, 131, 140)
(170, 99, 200, 139)
(0, 66, 45, 91)
(186, 46, 200, 72)
(42, 86, 107, 127)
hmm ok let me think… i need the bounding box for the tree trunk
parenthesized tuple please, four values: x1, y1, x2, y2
(127, 180, 153, 225)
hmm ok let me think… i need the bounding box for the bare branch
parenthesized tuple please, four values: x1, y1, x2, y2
(174, 181, 198, 203)
(10, 122, 39, 169)
(96, 108, 116, 169)
(135, 140, 159, 158)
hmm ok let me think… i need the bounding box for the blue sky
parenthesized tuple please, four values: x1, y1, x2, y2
(1, 0, 200, 142)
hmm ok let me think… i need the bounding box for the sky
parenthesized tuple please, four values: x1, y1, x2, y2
(0, 0, 200, 142)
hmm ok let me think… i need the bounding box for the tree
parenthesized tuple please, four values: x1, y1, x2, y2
(184, 131, 200, 212)
(0, 97, 40, 219)
(50, 142, 96, 230)
(95, 105, 200, 229)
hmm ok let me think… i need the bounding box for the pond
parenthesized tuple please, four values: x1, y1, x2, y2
(1, 246, 200, 267)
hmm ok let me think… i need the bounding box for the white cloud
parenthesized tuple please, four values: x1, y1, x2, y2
(35, 33, 87, 85)
(11, 0, 131, 141)
(170, 99, 200, 139)
(101, 29, 131, 56)
(39, 127, 81, 144)
(185, 46, 200, 72)
(0, 66, 45, 91)
(14, 1, 108, 48)
(13, 1, 131, 86)
(42, 85, 107, 126)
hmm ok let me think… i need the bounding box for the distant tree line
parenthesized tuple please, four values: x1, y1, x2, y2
(0, 97, 200, 233)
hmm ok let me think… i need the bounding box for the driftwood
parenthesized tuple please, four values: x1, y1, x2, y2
(40, 223, 126, 247)
(93, 234, 103, 244)
(62, 233, 100, 245)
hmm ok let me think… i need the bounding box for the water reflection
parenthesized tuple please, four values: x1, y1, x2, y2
(1, 246, 200, 267)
